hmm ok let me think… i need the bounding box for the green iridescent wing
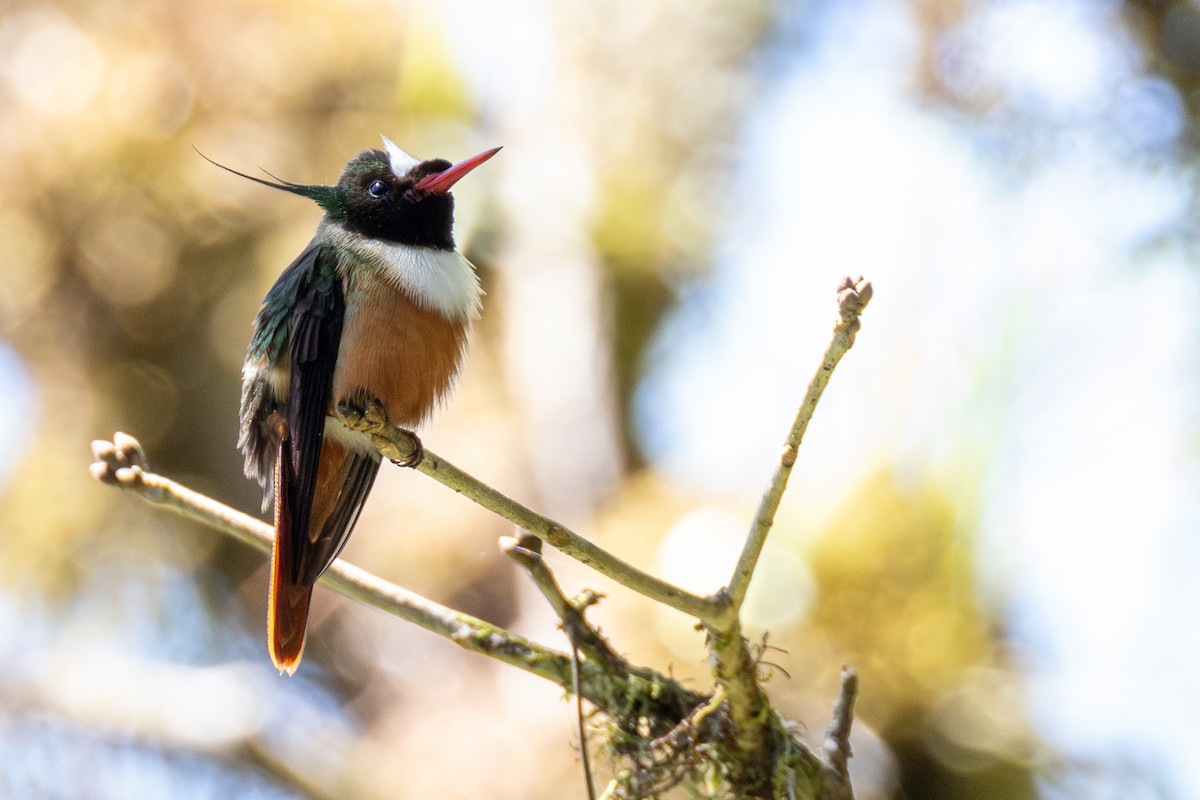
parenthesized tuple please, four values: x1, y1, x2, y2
(237, 243, 341, 507)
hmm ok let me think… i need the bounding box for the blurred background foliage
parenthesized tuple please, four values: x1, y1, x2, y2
(1, 0, 1197, 798)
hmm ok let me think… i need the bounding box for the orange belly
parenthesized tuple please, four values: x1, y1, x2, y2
(331, 276, 469, 428)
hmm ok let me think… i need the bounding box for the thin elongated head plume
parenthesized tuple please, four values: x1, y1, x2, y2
(194, 147, 346, 214)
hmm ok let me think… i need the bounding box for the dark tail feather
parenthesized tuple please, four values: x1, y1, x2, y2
(269, 443, 311, 675)
(266, 433, 381, 674)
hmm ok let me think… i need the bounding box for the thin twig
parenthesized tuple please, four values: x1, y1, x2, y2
(572, 644, 598, 800)
(500, 531, 625, 670)
(502, 530, 600, 798)
(703, 277, 872, 797)
(820, 667, 859, 800)
(726, 276, 873, 611)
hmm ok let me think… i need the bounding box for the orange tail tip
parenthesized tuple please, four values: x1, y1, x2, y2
(269, 542, 313, 676)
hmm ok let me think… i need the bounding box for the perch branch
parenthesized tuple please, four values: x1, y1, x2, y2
(339, 414, 714, 622)
(89, 435, 704, 720)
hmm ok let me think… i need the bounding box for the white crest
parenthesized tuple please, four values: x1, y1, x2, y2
(381, 136, 420, 178)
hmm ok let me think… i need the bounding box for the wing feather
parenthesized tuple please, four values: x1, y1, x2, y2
(279, 247, 344, 580)
(238, 243, 335, 504)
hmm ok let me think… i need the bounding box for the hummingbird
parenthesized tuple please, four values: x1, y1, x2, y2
(208, 137, 499, 675)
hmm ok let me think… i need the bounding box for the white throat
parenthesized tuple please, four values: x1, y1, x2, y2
(325, 222, 481, 322)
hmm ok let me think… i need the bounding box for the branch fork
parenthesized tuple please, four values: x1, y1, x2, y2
(91, 276, 872, 799)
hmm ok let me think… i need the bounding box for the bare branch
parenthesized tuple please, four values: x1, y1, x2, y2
(704, 625, 779, 796)
(500, 530, 623, 669)
(89, 435, 703, 721)
(726, 276, 873, 610)
(821, 667, 859, 800)
(701, 277, 872, 797)
(502, 529, 598, 799)
(342, 414, 715, 621)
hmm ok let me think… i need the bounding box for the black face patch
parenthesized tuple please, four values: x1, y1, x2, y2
(335, 150, 456, 249)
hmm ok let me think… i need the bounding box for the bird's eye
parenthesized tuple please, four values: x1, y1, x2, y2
(367, 179, 389, 198)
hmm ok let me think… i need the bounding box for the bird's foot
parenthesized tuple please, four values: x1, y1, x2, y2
(336, 391, 423, 467)
(336, 390, 389, 434)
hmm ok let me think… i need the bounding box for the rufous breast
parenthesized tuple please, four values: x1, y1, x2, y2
(332, 271, 469, 428)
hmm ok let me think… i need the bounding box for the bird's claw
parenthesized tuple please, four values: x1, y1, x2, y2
(336, 392, 423, 467)
(336, 390, 389, 434)
(390, 429, 424, 469)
